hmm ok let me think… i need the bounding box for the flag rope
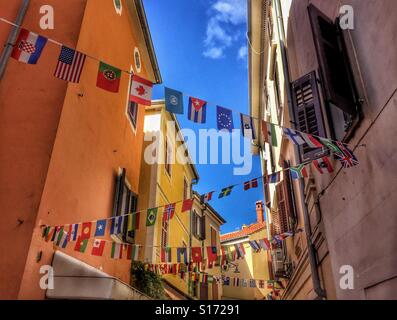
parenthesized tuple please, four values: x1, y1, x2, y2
(0, 17, 356, 149)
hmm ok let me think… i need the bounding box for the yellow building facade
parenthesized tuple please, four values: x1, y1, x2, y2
(220, 201, 272, 300)
(136, 101, 225, 299)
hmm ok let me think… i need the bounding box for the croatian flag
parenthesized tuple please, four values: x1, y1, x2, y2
(188, 97, 207, 123)
(11, 28, 47, 64)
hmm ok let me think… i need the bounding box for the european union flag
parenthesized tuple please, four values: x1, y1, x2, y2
(165, 87, 184, 114)
(217, 106, 234, 132)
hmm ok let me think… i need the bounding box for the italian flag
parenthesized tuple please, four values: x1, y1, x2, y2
(126, 245, 139, 261)
(96, 61, 121, 93)
(111, 242, 123, 259)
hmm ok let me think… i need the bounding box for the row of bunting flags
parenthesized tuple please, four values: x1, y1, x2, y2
(7, 23, 359, 166)
(43, 219, 300, 268)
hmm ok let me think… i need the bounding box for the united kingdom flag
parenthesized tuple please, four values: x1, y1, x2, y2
(335, 142, 359, 168)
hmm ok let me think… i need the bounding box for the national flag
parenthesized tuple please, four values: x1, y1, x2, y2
(68, 224, 79, 241)
(300, 132, 323, 148)
(335, 142, 359, 168)
(11, 28, 47, 64)
(259, 280, 265, 289)
(223, 276, 230, 286)
(127, 245, 140, 261)
(218, 186, 234, 199)
(51, 226, 61, 242)
(201, 274, 208, 284)
(96, 61, 121, 93)
(146, 208, 158, 226)
(42, 226, 50, 239)
(94, 219, 107, 237)
(258, 238, 271, 250)
(110, 216, 124, 235)
(74, 236, 88, 253)
(181, 199, 193, 212)
(249, 279, 256, 288)
(54, 226, 65, 245)
(249, 240, 261, 252)
(241, 279, 248, 287)
(268, 172, 281, 183)
(165, 87, 184, 114)
(319, 137, 344, 156)
(208, 275, 214, 284)
(290, 164, 308, 180)
(163, 203, 176, 222)
(45, 227, 54, 242)
(127, 212, 140, 239)
(54, 46, 86, 83)
(111, 242, 123, 259)
(235, 243, 246, 259)
(226, 245, 236, 261)
(206, 246, 218, 268)
(130, 75, 153, 105)
(217, 106, 234, 132)
(240, 113, 256, 140)
(177, 247, 188, 263)
(80, 222, 92, 240)
(233, 277, 240, 287)
(58, 231, 69, 249)
(200, 191, 214, 204)
(191, 247, 203, 263)
(91, 239, 106, 256)
(188, 97, 207, 123)
(313, 156, 334, 174)
(283, 128, 305, 145)
(161, 247, 172, 263)
(244, 178, 258, 191)
(262, 121, 278, 147)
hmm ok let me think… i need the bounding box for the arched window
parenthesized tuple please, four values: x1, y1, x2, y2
(113, 0, 122, 15)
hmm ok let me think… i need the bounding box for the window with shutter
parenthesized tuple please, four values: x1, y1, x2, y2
(161, 218, 169, 248)
(308, 4, 357, 116)
(292, 71, 326, 161)
(283, 161, 297, 229)
(200, 215, 206, 240)
(275, 183, 289, 234)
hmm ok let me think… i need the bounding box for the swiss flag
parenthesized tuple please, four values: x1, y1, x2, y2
(130, 75, 153, 106)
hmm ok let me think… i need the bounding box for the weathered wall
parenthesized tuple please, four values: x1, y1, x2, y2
(0, 0, 87, 299)
(285, 0, 397, 299)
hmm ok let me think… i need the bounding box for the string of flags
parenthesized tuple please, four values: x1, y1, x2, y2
(1, 19, 359, 153)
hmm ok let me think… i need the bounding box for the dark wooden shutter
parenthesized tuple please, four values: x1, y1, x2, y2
(283, 161, 297, 229)
(192, 211, 197, 238)
(308, 4, 356, 115)
(200, 215, 206, 240)
(112, 168, 126, 217)
(276, 183, 289, 234)
(292, 71, 325, 160)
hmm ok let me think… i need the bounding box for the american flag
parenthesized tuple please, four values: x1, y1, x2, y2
(54, 46, 86, 83)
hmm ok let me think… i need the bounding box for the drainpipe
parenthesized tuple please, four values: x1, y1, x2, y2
(274, 0, 326, 299)
(0, 0, 30, 80)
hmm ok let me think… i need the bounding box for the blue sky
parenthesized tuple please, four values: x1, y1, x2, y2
(144, 0, 264, 233)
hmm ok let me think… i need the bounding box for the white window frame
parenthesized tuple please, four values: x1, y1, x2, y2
(125, 66, 138, 134)
(113, 0, 123, 15)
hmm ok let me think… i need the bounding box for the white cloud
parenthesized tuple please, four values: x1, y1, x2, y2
(237, 45, 248, 60)
(203, 0, 247, 59)
(203, 47, 224, 59)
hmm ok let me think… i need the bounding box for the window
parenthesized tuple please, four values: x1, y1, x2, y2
(291, 71, 326, 161)
(274, 60, 283, 124)
(161, 216, 169, 248)
(192, 211, 206, 240)
(210, 226, 217, 247)
(165, 138, 172, 176)
(127, 101, 138, 130)
(183, 178, 189, 200)
(308, 4, 359, 139)
(112, 168, 138, 243)
(113, 0, 122, 15)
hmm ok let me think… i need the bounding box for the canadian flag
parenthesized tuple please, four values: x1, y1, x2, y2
(130, 75, 153, 106)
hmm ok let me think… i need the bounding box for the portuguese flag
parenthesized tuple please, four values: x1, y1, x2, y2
(96, 61, 121, 93)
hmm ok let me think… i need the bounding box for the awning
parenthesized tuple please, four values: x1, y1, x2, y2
(46, 251, 151, 300)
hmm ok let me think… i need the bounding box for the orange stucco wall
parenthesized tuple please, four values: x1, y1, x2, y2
(0, 0, 87, 299)
(1, 0, 156, 299)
